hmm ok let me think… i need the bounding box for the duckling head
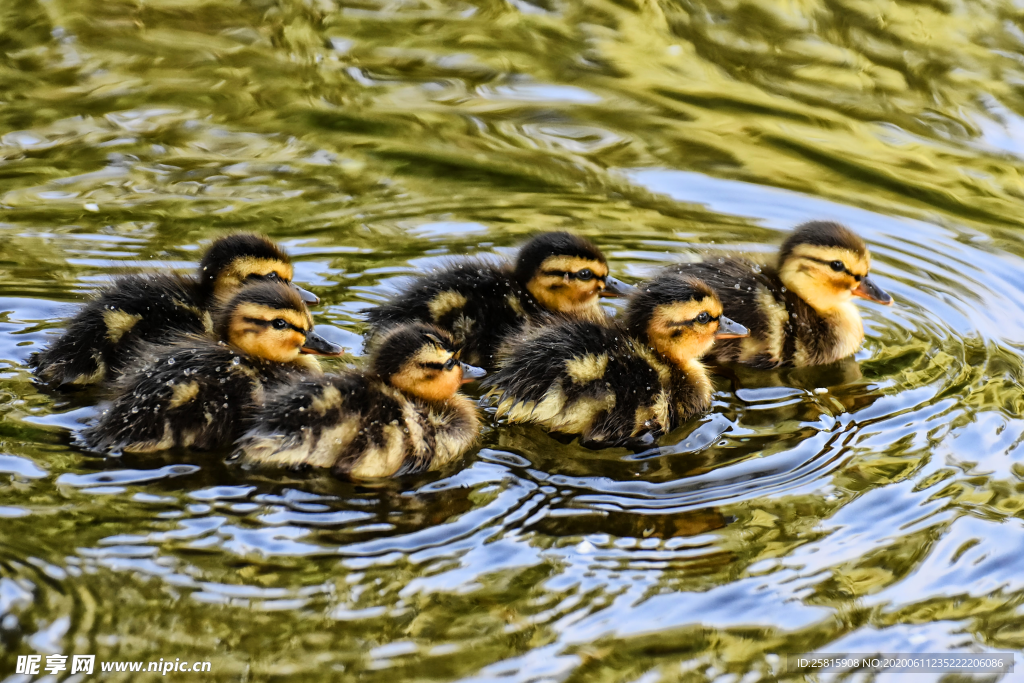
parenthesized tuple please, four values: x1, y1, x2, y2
(777, 221, 892, 313)
(373, 323, 486, 403)
(626, 274, 748, 368)
(215, 282, 342, 363)
(512, 232, 634, 319)
(199, 232, 319, 305)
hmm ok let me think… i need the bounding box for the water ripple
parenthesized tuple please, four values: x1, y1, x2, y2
(3, 0, 1024, 677)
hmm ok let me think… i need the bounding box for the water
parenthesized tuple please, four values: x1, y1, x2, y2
(2, 0, 1024, 679)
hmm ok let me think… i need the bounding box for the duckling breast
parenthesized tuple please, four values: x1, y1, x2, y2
(428, 394, 481, 468)
(791, 300, 864, 366)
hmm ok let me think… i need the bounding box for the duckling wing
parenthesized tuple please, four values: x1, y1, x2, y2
(30, 273, 208, 388)
(237, 374, 422, 477)
(488, 321, 664, 446)
(82, 341, 257, 453)
(365, 260, 533, 368)
(486, 321, 584, 409)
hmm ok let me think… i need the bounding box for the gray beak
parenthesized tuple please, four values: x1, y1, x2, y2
(460, 362, 486, 383)
(600, 276, 636, 298)
(292, 283, 320, 305)
(715, 315, 749, 339)
(853, 275, 893, 305)
(301, 330, 344, 356)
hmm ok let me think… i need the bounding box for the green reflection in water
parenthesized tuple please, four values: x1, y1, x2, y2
(2, 0, 1024, 679)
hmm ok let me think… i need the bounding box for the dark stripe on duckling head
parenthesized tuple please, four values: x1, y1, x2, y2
(374, 323, 469, 402)
(218, 282, 335, 363)
(241, 316, 307, 334)
(636, 275, 734, 369)
(779, 221, 867, 264)
(513, 232, 607, 284)
(370, 323, 457, 380)
(624, 273, 716, 342)
(198, 233, 292, 289)
(214, 281, 311, 340)
(801, 255, 863, 281)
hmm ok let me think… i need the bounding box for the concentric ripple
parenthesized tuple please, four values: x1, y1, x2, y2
(4, 0, 1024, 677)
(5, 173, 1024, 677)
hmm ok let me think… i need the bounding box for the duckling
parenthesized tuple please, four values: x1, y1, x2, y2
(364, 231, 634, 369)
(30, 233, 320, 388)
(485, 273, 748, 448)
(235, 323, 484, 480)
(668, 221, 893, 368)
(81, 282, 341, 454)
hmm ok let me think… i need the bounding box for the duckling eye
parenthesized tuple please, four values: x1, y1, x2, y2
(696, 312, 711, 324)
(829, 260, 844, 272)
(443, 358, 457, 371)
(272, 319, 289, 330)
(575, 269, 594, 281)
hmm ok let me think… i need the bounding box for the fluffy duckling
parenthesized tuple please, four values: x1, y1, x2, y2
(365, 231, 634, 369)
(485, 273, 748, 448)
(235, 323, 484, 480)
(668, 221, 892, 368)
(30, 233, 319, 388)
(81, 282, 341, 454)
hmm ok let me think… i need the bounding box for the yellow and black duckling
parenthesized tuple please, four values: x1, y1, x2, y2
(668, 221, 893, 368)
(235, 323, 484, 480)
(81, 281, 341, 454)
(484, 273, 749, 449)
(364, 231, 634, 369)
(30, 232, 320, 388)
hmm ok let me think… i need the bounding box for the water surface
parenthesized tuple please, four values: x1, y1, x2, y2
(2, 0, 1024, 680)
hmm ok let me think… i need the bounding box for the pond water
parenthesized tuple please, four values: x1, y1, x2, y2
(3, 0, 1024, 680)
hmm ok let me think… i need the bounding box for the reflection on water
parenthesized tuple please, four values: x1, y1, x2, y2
(3, 0, 1024, 679)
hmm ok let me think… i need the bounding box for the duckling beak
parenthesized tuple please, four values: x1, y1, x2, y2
(300, 330, 344, 356)
(600, 276, 635, 298)
(715, 315, 749, 339)
(853, 275, 893, 305)
(292, 283, 320, 306)
(460, 362, 486, 384)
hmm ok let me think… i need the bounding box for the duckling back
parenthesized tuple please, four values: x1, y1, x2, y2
(365, 260, 536, 369)
(487, 319, 702, 448)
(236, 373, 480, 479)
(30, 273, 209, 388)
(81, 337, 315, 453)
